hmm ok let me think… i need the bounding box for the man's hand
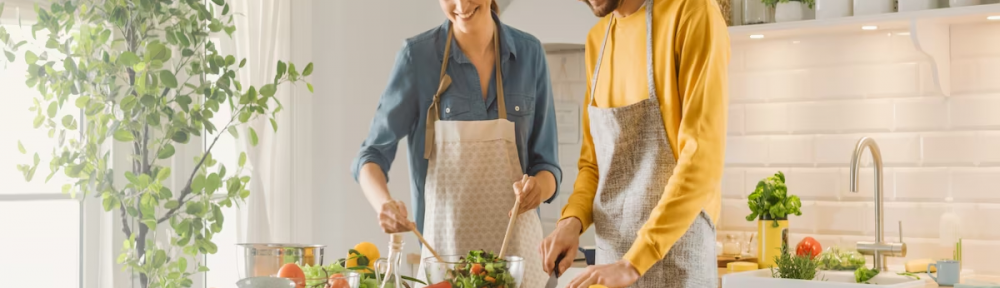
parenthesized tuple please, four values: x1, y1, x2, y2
(540, 218, 582, 276)
(377, 200, 413, 233)
(566, 259, 640, 288)
(510, 175, 543, 217)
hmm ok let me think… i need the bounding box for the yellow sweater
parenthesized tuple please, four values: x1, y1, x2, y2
(559, 0, 730, 275)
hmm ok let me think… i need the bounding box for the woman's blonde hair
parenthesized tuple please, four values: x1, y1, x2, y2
(491, 0, 499, 13)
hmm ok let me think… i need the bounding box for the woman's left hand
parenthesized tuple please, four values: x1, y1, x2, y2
(510, 175, 542, 217)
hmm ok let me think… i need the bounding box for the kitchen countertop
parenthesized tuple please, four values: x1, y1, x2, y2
(555, 267, 998, 288)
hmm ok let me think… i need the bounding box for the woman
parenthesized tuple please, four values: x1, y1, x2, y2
(350, 0, 561, 286)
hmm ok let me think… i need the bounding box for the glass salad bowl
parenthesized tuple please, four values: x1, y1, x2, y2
(423, 251, 524, 288)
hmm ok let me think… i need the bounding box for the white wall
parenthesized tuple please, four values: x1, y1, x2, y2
(719, 21, 1000, 274)
(501, 0, 597, 45)
(309, 0, 445, 258)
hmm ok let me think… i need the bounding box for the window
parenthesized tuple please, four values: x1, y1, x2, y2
(0, 22, 82, 288)
(203, 36, 247, 288)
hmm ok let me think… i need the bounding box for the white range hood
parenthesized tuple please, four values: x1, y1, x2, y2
(501, 0, 599, 46)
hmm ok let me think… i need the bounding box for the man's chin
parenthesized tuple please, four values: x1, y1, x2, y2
(584, 0, 620, 17)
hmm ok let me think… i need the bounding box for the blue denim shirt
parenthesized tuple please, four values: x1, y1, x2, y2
(351, 15, 562, 233)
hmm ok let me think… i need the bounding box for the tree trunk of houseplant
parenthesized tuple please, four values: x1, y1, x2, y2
(757, 214, 789, 268)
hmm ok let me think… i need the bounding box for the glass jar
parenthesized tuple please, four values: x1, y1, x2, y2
(743, 0, 774, 25)
(723, 234, 742, 256)
(378, 234, 405, 288)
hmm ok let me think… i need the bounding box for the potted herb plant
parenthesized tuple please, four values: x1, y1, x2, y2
(745, 171, 802, 268)
(763, 0, 814, 22)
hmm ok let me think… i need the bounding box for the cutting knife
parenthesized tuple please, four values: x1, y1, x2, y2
(546, 253, 567, 288)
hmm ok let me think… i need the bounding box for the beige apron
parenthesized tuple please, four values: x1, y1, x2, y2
(417, 25, 546, 288)
(588, 0, 717, 287)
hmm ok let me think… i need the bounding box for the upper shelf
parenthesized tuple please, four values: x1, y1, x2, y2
(728, 4, 1000, 43)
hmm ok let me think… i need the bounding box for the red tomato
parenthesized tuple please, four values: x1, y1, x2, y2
(796, 237, 823, 259)
(426, 282, 453, 288)
(327, 273, 350, 288)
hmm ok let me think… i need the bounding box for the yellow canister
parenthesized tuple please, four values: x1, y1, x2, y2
(757, 218, 789, 268)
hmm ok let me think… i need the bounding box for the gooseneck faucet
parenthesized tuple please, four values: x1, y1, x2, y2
(850, 137, 906, 272)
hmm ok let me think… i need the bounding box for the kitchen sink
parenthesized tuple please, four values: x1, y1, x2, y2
(722, 269, 931, 288)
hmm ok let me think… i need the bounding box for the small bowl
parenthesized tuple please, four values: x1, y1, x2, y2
(236, 277, 296, 288)
(302, 270, 362, 288)
(423, 255, 524, 288)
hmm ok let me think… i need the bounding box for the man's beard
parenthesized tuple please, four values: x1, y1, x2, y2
(583, 0, 623, 17)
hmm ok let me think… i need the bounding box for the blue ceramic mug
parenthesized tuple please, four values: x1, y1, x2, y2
(928, 260, 961, 286)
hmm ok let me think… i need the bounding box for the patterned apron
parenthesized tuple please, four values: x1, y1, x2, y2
(417, 25, 547, 288)
(588, 0, 717, 287)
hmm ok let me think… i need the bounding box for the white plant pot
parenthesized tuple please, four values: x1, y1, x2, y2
(950, 0, 982, 7)
(898, 0, 939, 11)
(816, 0, 853, 19)
(854, 0, 894, 15)
(775, 2, 805, 22)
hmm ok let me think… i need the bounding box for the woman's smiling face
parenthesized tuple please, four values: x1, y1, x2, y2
(439, 0, 494, 34)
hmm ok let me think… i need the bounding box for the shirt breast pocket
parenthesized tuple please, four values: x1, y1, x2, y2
(504, 93, 535, 118)
(439, 93, 473, 121)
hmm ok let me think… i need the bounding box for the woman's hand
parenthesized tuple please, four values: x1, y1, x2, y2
(377, 200, 413, 233)
(510, 175, 543, 217)
(566, 259, 640, 288)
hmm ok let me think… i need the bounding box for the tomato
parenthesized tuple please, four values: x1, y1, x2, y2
(796, 237, 823, 259)
(327, 274, 350, 288)
(470, 263, 484, 275)
(426, 282, 453, 288)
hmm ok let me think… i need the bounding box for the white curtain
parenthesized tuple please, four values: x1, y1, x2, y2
(229, 0, 294, 245)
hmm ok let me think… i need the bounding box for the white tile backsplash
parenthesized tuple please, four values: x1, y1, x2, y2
(922, 132, 979, 165)
(745, 103, 788, 134)
(950, 95, 1000, 129)
(894, 97, 949, 131)
(895, 167, 951, 200)
(768, 135, 815, 165)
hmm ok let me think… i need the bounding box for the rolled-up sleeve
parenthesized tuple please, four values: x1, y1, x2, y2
(351, 43, 419, 182)
(527, 50, 562, 203)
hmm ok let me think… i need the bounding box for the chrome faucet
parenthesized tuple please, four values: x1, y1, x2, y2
(849, 137, 906, 272)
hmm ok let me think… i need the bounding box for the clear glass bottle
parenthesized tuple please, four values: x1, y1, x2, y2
(378, 234, 405, 288)
(723, 234, 742, 256)
(743, 0, 774, 25)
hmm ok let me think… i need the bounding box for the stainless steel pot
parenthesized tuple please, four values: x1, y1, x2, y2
(236, 243, 326, 278)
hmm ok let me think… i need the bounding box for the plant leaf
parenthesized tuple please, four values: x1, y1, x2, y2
(259, 84, 276, 97)
(228, 126, 238, 139)
(248, 127, 258, 146)
(157, 167, 171, 181)
(269, 118, 278, 132)
(303, 63, 313, 76)
(160, 70, 178, 88)
(114, 129, 134, 142)
(17, 141, 25, 154)
(238, 152, 246, 167)
(307, 83, 313, 93)
(158, 144, 175, 159)
(119, 51, 139, 66)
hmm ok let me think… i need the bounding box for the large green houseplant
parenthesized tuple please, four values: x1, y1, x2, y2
(0, 0, 313, 287)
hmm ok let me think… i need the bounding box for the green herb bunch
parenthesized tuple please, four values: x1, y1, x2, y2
(855, 266, 880, 284)
(761, 0, 816, 9)
(746, 171, 803, 227)
(771, 243, 819, 281)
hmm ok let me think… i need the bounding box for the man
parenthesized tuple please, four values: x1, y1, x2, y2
(539, 0, 729, 287)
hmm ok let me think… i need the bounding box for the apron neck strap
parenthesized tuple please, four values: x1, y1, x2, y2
(589, 0, 657, 106)
(424, 23, 505, 160)
(494, 26, 507, 119)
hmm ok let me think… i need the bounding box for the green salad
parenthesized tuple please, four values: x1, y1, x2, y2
(448, 250, 516, 288)
(816, 247, 866, 271)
